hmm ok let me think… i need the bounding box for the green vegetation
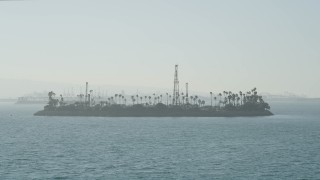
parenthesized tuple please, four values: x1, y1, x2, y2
(38, 88, 272, 117)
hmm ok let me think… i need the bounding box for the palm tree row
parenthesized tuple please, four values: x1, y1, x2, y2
(72, 90, 208, 107)
(74, 89, 256, 108)
(50, 87, 269, 112)
(207, 88, 269, 110)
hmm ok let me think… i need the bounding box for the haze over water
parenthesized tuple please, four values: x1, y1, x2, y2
(1, 100, 319, 179)
(1, 0, 320, 98)
(1, 0, 320, 179)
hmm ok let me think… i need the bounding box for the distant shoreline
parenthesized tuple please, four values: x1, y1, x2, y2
(0, 99, 17, 103)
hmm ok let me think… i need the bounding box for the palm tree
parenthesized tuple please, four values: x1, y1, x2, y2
(214, 97, 217, 107)
(194, 96, 198, 105)
(227, 94, 232, 105)
(236, 96, 240, 106)
(252, 87, 257, 93)
(198, 99, 201, 106)
(232, 94, 236, 106)
(131, 95, 135, 105)
(239, 91, 243, 105)
(136, 94, 139, 104)
(133, 98, 136, 105)
(258, 96, 264, 103)
(210, 92, 213, 107)
(223, 91, 227, 99)
(119, 94, 122, 104)
(48, 91, 55, 98)
(99, 101, 104, 107)
(224, 97, 228, 106)
(201, 100, 205, 107)
(89, 90, 93, 106)
(115, 94, 118, 104)
(59, 94, 64, 104)
(181, 92, 184, 104)
(48, 91, 57, 107)
(166, 93, 169, 106)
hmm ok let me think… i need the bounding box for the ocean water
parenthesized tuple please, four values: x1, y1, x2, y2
(0, 101, 319, 179)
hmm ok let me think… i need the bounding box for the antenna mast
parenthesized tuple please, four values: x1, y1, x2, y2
(173, 65, 179, 105)
(85, 82, 88, 104)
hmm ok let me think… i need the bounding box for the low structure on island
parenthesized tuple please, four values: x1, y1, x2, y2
(34, 65, 273, 117)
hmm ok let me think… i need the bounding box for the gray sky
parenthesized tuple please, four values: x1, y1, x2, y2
(0, 0, 319, 98)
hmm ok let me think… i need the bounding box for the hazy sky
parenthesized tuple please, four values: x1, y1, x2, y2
(1, 0, 319, 97)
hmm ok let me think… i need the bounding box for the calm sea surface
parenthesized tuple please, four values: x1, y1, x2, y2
(0, 100, 320, 179)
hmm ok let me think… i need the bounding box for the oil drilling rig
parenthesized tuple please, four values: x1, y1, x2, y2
(172, 65, 190, 106)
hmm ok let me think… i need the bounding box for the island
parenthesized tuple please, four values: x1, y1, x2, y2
(34, 88, 272, 117)
(34, 65, 272, 117)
